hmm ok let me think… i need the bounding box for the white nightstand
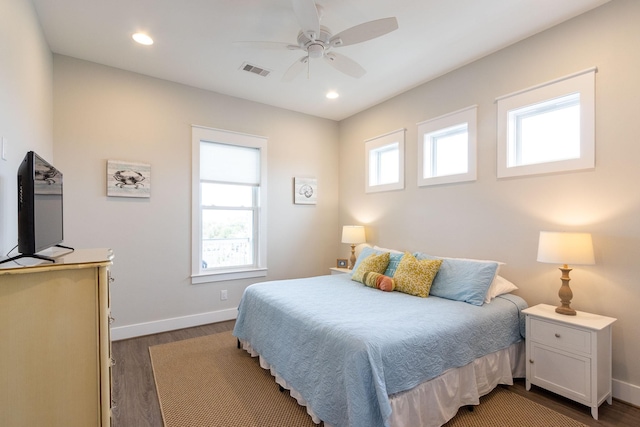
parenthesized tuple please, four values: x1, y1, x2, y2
(523, 303, 616, 420)
(329, 267, 351, 275)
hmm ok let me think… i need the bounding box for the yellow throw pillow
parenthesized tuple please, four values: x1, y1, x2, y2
(393, 252, 442, 297)
(351, 252, 390, 283)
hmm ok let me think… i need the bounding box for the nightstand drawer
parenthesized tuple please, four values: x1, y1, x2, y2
(530, 318, 591, 354)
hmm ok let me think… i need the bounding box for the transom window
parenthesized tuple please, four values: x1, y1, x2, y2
(418, 106, 477, 186)
(497, 68, 595, 178)
(508, 93, 580, 167)
(365, 129, 405, 193)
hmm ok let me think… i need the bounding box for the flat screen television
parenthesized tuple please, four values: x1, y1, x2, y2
(14, 151, 66, 262)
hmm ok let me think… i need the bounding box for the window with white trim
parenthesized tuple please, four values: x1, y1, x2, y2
(191, 126, 267, 283)
(365, 129, 405, 193)
(497, 68, 596, 178)
(417, 106, 477, 186)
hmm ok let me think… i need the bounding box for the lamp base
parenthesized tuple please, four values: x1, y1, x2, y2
(349, 244, 357, 270)
(555, 305, 577, 316)
(556, 266, 577, 316)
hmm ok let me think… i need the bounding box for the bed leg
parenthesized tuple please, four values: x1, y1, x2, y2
(237, 338, 241, 349)
(279, 385, 285, 393)
(466, 405, 474, 412)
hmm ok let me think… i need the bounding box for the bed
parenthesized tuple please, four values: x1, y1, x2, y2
(233, 250, 527, 427)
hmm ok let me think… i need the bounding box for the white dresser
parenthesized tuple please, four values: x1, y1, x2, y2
(523, 303, 616, 420)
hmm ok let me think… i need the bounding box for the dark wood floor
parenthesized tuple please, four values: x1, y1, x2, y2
(111, 321, 640, 427)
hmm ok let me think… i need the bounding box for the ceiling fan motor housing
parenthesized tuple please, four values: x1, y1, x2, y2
(297, 26, 333, 57)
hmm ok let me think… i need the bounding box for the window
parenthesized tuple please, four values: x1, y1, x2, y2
(497, 68, 595, 178)
(365, 129, 405, 193)
(191, 126, 267, 283)
(417, 106, 477, 186)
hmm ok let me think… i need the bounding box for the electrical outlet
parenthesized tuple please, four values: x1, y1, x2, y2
(220, 289, 228, 301)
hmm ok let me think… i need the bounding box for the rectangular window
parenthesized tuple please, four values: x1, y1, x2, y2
(508, 93, 580, 167)
(365, 129, 405, 193)
(418, 106, 477, 186)
(497, 68, 595, 178)
(191, 126, 267, 283)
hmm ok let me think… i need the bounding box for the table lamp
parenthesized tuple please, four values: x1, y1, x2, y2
(341, 225, 366, 269)
(537, 231, 595, 315)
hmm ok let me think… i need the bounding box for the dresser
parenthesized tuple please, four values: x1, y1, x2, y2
(0, 248, 114, 426)
(523, 303, 616, 420)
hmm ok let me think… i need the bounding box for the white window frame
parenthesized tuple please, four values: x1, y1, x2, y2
(191, 125, 267, 284)
(365, 129, 405, 193)
(496, 68, 596, 178)
(417, 106, 477, 186)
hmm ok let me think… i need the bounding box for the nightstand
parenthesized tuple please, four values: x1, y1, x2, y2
(523, 303, 616, 420)
(329, 267, 351, 275)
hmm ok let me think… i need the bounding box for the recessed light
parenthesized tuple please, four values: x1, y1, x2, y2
(326, 91, 339, 99)
(132, 33, 154, 45)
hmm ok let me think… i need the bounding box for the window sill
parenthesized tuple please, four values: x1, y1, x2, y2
(191, 267, 267, 284)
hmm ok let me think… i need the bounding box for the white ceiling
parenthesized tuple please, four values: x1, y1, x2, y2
(31, 0, 610, 121)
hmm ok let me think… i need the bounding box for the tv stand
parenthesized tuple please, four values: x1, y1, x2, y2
(0, 245, 75, 265)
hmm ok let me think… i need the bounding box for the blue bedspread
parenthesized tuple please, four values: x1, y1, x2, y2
(233, 274, 527, 427)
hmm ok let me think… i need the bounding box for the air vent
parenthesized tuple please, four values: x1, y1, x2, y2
(240, 62, 271, 77)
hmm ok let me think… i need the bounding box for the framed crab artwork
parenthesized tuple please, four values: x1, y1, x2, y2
(107, 160, 151, 198)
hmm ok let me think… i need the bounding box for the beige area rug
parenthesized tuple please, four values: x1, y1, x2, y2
(149, 331, 588, 427)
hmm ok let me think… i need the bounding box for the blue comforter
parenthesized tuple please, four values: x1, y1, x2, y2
(233, 274, 527, 427)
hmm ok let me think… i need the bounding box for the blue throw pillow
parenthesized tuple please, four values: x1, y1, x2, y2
(415, 253, 499, 306)
(384, 252, 404, 277)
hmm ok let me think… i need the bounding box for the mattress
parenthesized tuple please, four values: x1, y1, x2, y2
(233, 274, 527, 427)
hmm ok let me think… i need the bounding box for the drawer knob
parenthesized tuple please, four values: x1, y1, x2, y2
(555, 333, 561, 338)
(529, 359, 534, 364)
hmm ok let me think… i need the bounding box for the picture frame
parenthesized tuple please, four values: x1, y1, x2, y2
(107, 160, 151, 198)
(337, 258, 348, 268)
(294, 177, 317, 205)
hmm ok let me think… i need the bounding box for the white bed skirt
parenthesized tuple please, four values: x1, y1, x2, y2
(239, 339, 525, 427)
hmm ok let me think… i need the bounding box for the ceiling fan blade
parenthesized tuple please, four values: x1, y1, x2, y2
(324, 52, 366, 78)
(233, 41, 300, 51)
(292, 0, 320, 40)
(282, 56, 309, 82)
(330, 17, 398, 47)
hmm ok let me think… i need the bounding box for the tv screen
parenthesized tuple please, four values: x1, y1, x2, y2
(17, 151, 64, 255)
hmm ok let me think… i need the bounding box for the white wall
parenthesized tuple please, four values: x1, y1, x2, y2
(52, 56, 339, 339)
(338, 0, 640, 403)
(0, 0, 53, 255)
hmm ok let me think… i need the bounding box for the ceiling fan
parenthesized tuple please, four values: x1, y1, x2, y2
(238, 0, 398, 81)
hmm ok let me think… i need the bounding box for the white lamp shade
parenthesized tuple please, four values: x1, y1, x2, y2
(537, 231, 595, 265)
(341, 225, 366, 244)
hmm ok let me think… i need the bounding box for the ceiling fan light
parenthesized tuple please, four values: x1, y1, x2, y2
(308, 43, 324, 59)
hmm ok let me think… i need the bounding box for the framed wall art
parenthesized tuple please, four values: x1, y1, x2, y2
(107, 160, 151, 198)
(294, 177, 317, 205)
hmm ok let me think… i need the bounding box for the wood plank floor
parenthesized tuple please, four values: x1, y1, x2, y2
(111, 321, 640, 427)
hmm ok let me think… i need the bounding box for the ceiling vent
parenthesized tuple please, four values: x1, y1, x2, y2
(240, 62, 271, 77)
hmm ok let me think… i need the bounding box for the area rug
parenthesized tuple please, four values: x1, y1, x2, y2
(149, 331, 588, 427)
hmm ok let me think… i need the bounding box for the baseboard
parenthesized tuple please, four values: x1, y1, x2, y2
(613, 378, 640, 407)
(110, 308, 238, 341)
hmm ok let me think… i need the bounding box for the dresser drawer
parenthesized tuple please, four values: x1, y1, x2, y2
(529, 318, 591, 354)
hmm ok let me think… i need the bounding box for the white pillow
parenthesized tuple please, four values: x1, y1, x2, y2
(484, 275, 518, 303)
(373, 245, 403, 254)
